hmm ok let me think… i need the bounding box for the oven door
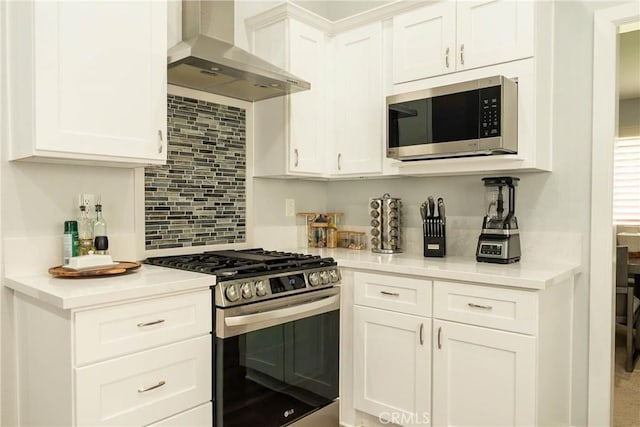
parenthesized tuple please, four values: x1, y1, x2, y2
(215, 287, 340, 427)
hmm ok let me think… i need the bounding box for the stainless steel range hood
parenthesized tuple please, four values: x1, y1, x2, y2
(168, 0, 310, 102)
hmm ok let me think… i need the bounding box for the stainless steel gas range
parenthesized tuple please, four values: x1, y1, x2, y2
(145, 249, 341, 427)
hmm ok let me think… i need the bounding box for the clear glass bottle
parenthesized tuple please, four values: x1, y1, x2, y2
(93, 204, 109, 255)
(78, 205, 94, 255)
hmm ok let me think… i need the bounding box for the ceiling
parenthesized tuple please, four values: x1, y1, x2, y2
(291, 0, 393, 21)
(619, 28, 640, 100)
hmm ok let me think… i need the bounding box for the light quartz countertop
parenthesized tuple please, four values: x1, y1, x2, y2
(299, 248, 581, 290)
(3, 265, 213, 310)
(3, 249, 582, 310)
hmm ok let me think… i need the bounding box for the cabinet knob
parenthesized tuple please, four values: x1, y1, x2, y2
(437, 326, 442, 349)
(294, 148, 299, 167)
(157, 130, 164, 154)
(460, 44, 465, 66)
(419, 323, 424, 345)
(445, 47, 450, 68)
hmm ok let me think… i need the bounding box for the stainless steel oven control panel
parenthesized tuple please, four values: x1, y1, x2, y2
(215, 267, 341, 307)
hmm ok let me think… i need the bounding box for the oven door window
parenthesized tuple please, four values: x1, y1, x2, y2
(217, 309, 339, 427)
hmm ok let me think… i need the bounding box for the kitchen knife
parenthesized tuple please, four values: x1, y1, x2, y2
(427, 196, 435, 236)
(438, 198, 445, 237)
(427, 196, 435, 218)
(420, 202, 427, 236)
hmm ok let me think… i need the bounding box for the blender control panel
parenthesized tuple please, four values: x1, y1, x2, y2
(479, 242, 505, 257)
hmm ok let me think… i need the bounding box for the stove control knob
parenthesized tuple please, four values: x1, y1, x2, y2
(255, 280, 268, 296)
(309, 272, 320, 286)
(319, 270, 330, 284)
(241, 283, 253, 299)
(225, 284, 240, 302)
(329, 269, 341, 283)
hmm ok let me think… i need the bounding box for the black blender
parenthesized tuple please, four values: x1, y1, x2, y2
(476, 176, 521, 264)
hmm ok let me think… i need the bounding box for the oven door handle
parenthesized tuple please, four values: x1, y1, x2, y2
(225, 295, 340, 328)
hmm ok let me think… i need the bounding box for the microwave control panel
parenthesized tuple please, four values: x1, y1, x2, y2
(479, 85, 501, 138)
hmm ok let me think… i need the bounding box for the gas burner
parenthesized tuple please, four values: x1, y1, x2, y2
(144, 248, 341, 308)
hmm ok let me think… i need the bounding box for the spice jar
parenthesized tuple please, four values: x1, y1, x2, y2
(311, 222, 328, 248)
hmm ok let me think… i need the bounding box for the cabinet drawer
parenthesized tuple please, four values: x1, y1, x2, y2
(75, 335, 211, 426)
(433, 281, 537, 335)
(75, 290, 211, 366)
(147, 402, 212, 426)
(354, 271, 432, 316)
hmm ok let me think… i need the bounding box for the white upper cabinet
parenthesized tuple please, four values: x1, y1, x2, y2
(457, 0, 534, 71)
(393, 0, 534, 83)
(288, 20, 328, 174)
(251, 17, 328, 177)
(332, 22, 383, 175)
(7, 1, 168, 166)
(392, 2, 457, 84)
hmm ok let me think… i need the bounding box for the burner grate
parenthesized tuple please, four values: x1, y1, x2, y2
(144, 249, 336, 281)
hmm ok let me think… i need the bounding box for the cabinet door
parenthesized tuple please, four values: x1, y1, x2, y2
(333, 23, 383, 175)
(392, 2, 456, 83)
(32, 1, 167, 163)
(288, 20, 327, 174)
(354, 306, 430, 425)
(456, 0, 534, 71)
(432, 320, 535, 426)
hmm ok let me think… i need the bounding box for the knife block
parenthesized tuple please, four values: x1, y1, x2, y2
(423, 223, 446, 257)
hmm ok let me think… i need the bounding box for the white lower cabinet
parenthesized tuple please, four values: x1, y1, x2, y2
(348, 271, 573, 427)
(353, 271, 432, 426)
(14, 289, 212, 426)
(432, 320, 535, 426)
(354, 306, 431, 424)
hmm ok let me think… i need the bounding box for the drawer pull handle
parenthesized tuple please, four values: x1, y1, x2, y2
(437, 327, 442, 349)
(380, 291, 400, 296)
(468, 303, 493, 310)
(138, 380, 166, 393)
(419, 323, 424, 345)
(137, 319, 165, 327)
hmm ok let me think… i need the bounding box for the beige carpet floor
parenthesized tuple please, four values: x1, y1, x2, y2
(614, 324, 640, 426)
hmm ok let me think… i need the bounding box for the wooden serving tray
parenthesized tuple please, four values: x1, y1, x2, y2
(48, 261, 141, 278)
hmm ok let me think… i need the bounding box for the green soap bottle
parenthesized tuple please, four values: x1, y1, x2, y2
(63, 220, 79, 265)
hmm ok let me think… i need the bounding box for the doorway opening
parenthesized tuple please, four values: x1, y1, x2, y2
(613, 21, 640, 427)
(589, 4, 640, 425)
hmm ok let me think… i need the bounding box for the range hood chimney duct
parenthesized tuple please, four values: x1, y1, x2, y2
(167, 0, 310, 102)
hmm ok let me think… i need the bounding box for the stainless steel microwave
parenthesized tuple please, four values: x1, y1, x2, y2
(386, 76, 517, 161)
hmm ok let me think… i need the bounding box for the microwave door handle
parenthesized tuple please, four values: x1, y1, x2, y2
(224, 295, 340, 328)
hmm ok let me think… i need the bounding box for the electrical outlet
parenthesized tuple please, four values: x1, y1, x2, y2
(285, 199, 295, 217)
